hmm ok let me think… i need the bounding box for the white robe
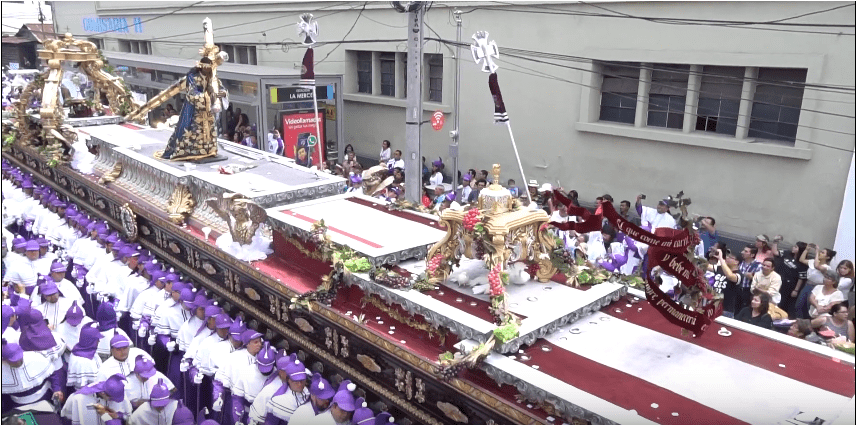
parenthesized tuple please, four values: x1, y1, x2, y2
(213, 347, 252, 389)
(67, 352, 102, 389)
(116, 273, 148, 314)
(97, 347, 153, 381)
(125, 371, 175, 406)
(266, 386, 310, 423)
(61, 391, 132, 425)
(176, 316, 204, 352)
(231, 364, 270, 404)
(192, 333, 229, 376)
(289, 402, 337, 425)
(639, 205, 677, 230)
(128, 399, 179, 425)
(5, 257, 39, 287)
(154, 302, 190, 339)
(34, 296, 74, 328)
(248, 379, 286, 424)
(2, 327, 21, 344)
(1, 350, 55, 406)
(129, 286, 158, 323)
(182, 328, 214, 363)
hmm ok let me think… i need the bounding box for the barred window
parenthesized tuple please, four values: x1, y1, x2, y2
(357, 51, 372, 94)
(599, 63, 640, 125)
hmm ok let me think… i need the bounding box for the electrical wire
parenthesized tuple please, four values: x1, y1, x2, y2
(475, 1, 856, 34)
(488, 55, 854, 151)
(431, 38, 857, 118)
(86, 1, 206, 37)
(573, 1, 855, 28)
(362, 14, 407, 28)
(315, 2, 367, 66)
(433, 38, 855, 95)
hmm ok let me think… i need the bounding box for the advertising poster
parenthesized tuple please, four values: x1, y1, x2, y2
(281, 111, 325, 168)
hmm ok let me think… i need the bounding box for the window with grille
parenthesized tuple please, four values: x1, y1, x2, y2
(218, 44, 257, 65)
(357, 51, 372, 94)
(599, 63, 640, 125)
(118, 40, 151, 55)
(748, 68, 807, 144)
(696, 66, 743, 136)
(428, 54, 443, 102)
(380, 53, 395, 97)
(647, 64, 689, 130)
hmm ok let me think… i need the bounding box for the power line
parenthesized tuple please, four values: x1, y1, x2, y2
(573, 0, 855, 28)
(489, 55, 854, 151)
(87, 1, 206, 37)
(458, 3, 855, 36)
(497, 54, 856, 139)
(488, 1, 856, 30)
(316, 2, 367, 66)
(431, 38, 857, 118)
(433, 38, 855, 94)
(143, 2, 358, 43)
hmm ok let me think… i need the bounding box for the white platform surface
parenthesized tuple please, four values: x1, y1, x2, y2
(267, 194, 447, 258)
(422, 258, 625, 337)
(539, 311, 852, 425)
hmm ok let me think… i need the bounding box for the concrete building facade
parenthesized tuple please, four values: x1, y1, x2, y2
(50, 1, 855, 247)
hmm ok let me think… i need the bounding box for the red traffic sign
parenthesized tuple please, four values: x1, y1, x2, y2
(431, 110, 445, 131)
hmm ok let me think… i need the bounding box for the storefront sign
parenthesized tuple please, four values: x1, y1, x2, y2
(83, 17, 143, 34)
(282, 111, 325, 168)
(270, 85, 333, 103)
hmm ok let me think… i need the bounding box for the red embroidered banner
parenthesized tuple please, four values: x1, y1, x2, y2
(549, 191, 719, 335)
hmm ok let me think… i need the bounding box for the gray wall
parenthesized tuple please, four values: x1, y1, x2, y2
(52, 1, 856, 247)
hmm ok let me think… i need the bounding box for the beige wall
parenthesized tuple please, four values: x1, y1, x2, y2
(52, 1, 856, 246)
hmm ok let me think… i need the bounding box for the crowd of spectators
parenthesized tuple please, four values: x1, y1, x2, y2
(2, 162, 396, 425)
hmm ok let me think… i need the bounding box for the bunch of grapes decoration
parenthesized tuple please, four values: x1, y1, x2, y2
(487, 263, 511, 325)
(463, 208, 487, 260)
(426, 253, 446, 281)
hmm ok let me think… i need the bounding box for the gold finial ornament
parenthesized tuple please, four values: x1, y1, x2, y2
(490, 163, 502, 190)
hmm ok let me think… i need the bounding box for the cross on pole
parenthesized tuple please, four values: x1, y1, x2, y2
(297, 13, 319, 46)
(470, 31, 499, 74)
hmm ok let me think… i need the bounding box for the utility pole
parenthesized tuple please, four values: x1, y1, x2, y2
(404, 2, 425, 204)
(450, 9, 462, 197)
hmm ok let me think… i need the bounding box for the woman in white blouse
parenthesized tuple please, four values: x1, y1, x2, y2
(379, 140, 391, 163)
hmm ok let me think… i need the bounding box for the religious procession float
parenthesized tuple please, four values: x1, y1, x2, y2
(2, 16, 853, 425)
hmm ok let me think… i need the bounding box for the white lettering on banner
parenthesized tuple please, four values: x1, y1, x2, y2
(284, 117, 322, 125)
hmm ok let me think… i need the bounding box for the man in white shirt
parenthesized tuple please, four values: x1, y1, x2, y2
(97, 332, 154, 381)
(549, 203, 577, 250)
(259, 353, 310, 425)
(635, 195, 677, 231)
(287, 372, 335, 425)
(386, 150, 405, 170)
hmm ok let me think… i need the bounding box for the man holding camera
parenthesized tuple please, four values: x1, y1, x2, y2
(635, 194, 677, 231)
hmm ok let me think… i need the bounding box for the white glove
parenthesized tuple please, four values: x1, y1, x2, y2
(71, 268, 78, 279)
(212, 397, 223, 412)
(116, 311, 123, 321)
(166, 341, 176, 352)
(193, 371, 204, 384)
(147, 334, 157, 346)
(85, 285, 97, 295)
(131, 320, 140, 331)
(179, 359, 189, 373)
(138, 327, 147, 338)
